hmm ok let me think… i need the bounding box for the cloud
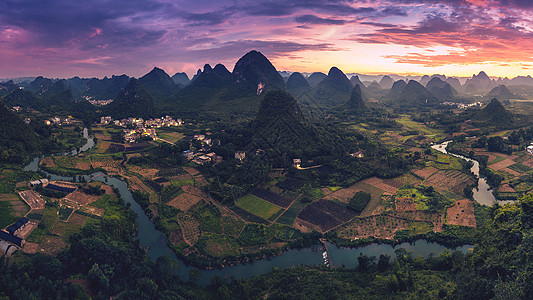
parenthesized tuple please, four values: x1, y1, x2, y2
(294, 15, 349, 25)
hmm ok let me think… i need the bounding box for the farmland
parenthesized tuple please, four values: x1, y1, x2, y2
(235, 194, 282, 221)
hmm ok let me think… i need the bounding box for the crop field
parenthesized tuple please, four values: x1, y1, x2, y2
(196, 233, 240, 257)
(181, 185, 208, 199)
(361, 177, 398, 195)
(156, 130, 184, 144)
(276, 197, 309, 225)
(489, 159, 516, 171)
(177, 212, 200, 246)
(395, 197, 417, 211)
(251, 188, 292, 208)
(0, 194, 29, 228)
(324, 187, 360, 203)
(58, 206, 74, 221)
(169, 228, 185, 246)
(508, 163, 532, 173)
(387, 211, 443, 231)
(221, 209, 245, 237)
(425, 169, 474, 195)
(171, 179, 195, 187)
(384, 173, 422, 188)
(337, 215, 410, 239)
(235, 194, 282, 220)
(446, 199, 476, 227)
(413, 167, 438, 180)
(397, 116, 443, 137)
(192, 202, 223, 234)
(297, 199, 357, 232)
(168, 193, 202, 211)
(64, 191, 99, 206)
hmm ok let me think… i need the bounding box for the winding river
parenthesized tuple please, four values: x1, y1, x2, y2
(24, 131, 473, 284)
(431, 141, 512, 206)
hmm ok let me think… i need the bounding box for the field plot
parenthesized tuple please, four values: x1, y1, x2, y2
(169, 228, 185, 246)
(413, 167, 438, 180)
(181, 185, 208, 199)
(395, 197, 417, 211)
(183, 167, 200, 176)
(90, 156, 122, 173)
(446, 199, 476, 227)
(324, 188, 359, 203)
(193, 175, 209, 187)
(384, 173, 422, 188)
(425, 169, 474, 195)
(235, 194, 282, 220)
(297, 199, 357, 232)
(128, 166, 159, 178)
(276, 197, 308, 225)
(361, 177, 398, 194)
(156, 130, 184, 144)
(337, 215, 411, 239)
(64, 191, 99, 206)
(40, 157, 57, 168)
(168, 193, 202, 211)
(387, 211, 444, 231)
(251, 188, 292, 208)
(196, 233, 240, 257)
(177, 212, 200, 246)
(0, 194, 29, 228)
(490, 159, 516, 171)
(221, 209, 245, 237)
(19, 190, 45, 210)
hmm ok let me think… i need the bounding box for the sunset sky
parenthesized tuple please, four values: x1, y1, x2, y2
(1, 0, 533, 79)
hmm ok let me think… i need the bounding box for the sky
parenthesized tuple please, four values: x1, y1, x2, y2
(1, 0, 533, 79)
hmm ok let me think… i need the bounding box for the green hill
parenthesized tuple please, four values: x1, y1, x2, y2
(312, 67, 352, 106)
(486, 85, 515, 100)
(345, 84, 367, 112)
(473, 98, 513, 126)
(139, 67, 177, 104)
(287, 72, 310, 97)
(171, 72, 190, 86)
(391, 80, 438, 106)
(0, 101, 41, 163)
(307, 72, 327, 87)
(254, 90, 318, 150)
(106, 78, 154, 119)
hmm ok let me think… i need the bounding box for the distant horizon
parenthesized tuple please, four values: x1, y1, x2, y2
(1, 1, 532, 79)
(1, 67, 531, 84)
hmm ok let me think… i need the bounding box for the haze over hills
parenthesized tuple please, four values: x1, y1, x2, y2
(3, 49, 533, 119)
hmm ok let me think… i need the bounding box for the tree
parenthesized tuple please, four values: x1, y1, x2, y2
(348, 191, 371, 213)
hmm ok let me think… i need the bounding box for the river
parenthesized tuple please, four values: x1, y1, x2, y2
(24, 130, 473, 284)
(431, 141, 513, 206)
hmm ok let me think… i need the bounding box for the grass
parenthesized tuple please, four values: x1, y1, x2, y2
(328, 186, 343, 192)
(156, 130, 185, 144)
(508, 163, 532, 173)
(0, 201, 18, 228)
(276, 197, 309, 225)
(488, 156, 506, 165)
(397, 116, 443, 137)
(235, 194, 282, 220)
(171, 179, 194, 187)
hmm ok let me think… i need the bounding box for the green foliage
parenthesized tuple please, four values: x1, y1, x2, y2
(348, 191, 371, 213)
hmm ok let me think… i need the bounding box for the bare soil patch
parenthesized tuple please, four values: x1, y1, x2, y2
(490, 159, 516, 171)
(413, 167, 438, 180)
(446, 199, 476, 228)
(168, 193, 202, 211)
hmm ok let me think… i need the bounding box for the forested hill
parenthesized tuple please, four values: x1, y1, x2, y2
(0, 101, 41, 163)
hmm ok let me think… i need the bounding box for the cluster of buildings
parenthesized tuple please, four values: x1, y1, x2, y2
(183, 134, 223, 165)
(84, 96, 113, 106)
(184, 150, 224, 165)
(124, 127, 157, 143)
(442, 101, 483, 109)
(0, 217, 30, 255)
(98, 115, 183, 143)
(44, 117, 73, 126)
(100, 115, 182, 128)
